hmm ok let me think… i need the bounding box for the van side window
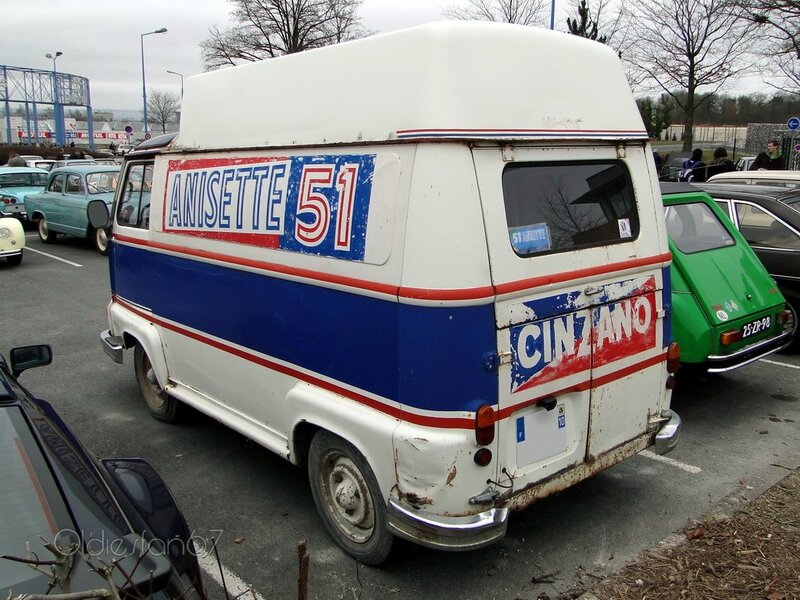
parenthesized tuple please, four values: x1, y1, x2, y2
(502, 161, 639, 257)
(117, 162, 154, 229)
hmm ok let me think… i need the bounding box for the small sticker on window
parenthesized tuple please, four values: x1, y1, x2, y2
(618, 218, 632, 238)
(509, 223, 551, 254)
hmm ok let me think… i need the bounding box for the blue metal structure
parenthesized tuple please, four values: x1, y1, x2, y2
(1, 64, 94, 149)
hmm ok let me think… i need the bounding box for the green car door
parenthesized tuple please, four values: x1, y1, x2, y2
(661, 185, 794, 371)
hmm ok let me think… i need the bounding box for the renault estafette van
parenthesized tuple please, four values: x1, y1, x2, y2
(661, 183, 794, 370)
(93, 23, 681, 564)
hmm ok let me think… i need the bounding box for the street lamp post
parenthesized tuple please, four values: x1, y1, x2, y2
(166, 70, 184, 99)
(46, 51, 64, 146)
(141, 27, 168, 137)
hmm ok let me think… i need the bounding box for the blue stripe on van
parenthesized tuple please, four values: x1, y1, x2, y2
(110, 242, 498, 413)
(662, 266, 672, 347)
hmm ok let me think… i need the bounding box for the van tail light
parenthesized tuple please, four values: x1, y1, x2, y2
(475, 404, 496, 446)
(666, 342, 681, 374)
(720, 330, 742, 346)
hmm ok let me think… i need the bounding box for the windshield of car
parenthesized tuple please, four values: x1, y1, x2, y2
(0, 408, 72, 592)
(0, 172, 47, 188)
(665, 202, 736, 254)
(86, 172, 118, 194)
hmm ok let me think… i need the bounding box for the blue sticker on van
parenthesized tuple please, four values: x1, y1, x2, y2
(509, 223, 551, 254)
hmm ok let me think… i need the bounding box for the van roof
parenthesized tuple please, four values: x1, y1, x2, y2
(177, 22, 647, 150)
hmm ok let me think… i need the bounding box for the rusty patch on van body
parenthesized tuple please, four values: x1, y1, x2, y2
(445, 465, 457, 486)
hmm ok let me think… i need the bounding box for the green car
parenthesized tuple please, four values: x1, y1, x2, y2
(661, 183, 794, 371)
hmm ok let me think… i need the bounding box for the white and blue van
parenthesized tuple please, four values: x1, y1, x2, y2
(94, 22, 681, 564)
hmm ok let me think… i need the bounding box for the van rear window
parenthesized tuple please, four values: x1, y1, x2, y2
(502, 161, 639, 257)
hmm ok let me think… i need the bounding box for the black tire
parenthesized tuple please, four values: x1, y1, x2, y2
(6, 252, 22, 266)
(94, 227, 109, 255)
(134, 344, 181, 423)
(38, 217, 57, 243)
(308, 430, 393, 565)
(781, 296, 799, 353)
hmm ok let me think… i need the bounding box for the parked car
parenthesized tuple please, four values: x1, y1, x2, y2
(707, 170, 800, 189)
(0, 344, 206, 599)
(736, 156, 756, 171)
(660, 183, 794, 370)
(51, 158, 98, 169)
(658, 152, 691, 181)
(0, 166, 48, 221)
(24, 165, 119, 254)
(29, 159, 56, 171)
(696, 182, 800, 349)
(0, 217, 25, 265)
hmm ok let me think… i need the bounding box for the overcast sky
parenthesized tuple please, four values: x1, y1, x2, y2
(3, 0, 760, 113)
(4, 0, 522, 111)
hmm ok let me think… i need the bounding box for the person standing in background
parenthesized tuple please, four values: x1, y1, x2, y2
(751, 139, 785, 170)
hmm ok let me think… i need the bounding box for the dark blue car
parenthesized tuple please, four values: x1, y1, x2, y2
(0, 345, 206, 599)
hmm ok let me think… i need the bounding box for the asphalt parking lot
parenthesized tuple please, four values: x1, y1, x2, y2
(3, 232, 799, 600)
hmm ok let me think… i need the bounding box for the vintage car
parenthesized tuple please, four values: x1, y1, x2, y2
(707, 170, 800, 189)
(0, 166, 48, 221)
(0, 217, 25, 265)
(24, 165, 119, 254)
(696, 182, 800, 349)
(0, 344, 206, 599)
(660, 183, 794, 370)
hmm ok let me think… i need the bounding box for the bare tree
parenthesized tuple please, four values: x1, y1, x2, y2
(201, 0, 369, 70)
(443, 0, 548, 26)
(624, 0, 757, 151)
(740, 0, 800, 95)
(146, 90, 180, 134)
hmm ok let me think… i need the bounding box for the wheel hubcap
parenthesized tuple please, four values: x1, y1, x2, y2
(322, 454, 374, 541)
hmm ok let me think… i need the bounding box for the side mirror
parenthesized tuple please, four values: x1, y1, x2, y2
(87, 198, 111, 229)
(10, 344, 52, 377)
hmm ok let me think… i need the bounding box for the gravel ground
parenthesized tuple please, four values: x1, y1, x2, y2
(547, 466, 800, 600)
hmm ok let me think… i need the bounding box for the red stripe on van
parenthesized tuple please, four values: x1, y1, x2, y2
(113, 234, 670, 303)
(113, 296, 476, 429)
(495, 351, 668, 422)
(113, 295, 667, 430)
(493, 253, 673, 296)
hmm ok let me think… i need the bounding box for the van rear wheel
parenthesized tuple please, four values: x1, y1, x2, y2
(308, 430, 393, 565)
(134, 344, 181, 423)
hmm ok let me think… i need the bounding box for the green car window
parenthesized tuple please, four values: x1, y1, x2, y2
(665, 203, 735, 254)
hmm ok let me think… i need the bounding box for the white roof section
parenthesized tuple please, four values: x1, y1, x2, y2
(177, 22, 646, 150)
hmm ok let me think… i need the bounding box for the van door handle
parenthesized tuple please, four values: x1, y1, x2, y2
(584, 286, 603, 296)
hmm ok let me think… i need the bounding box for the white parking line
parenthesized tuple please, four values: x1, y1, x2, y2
(197, 553, 265, 600)
(640, 450, 703, 474)
(759, 358, 800, 370)
(24, 246, 83, 267)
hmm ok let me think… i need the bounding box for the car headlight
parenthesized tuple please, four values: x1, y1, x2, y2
(0, 227, 11, 239)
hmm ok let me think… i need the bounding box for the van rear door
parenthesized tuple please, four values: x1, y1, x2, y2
(471, 144, 670, 486)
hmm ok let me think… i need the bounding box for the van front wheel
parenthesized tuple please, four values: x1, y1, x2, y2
(134, 344, 181, 423)
(308, 430, 393, 565)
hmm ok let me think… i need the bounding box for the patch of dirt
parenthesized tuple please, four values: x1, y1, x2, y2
(552, 467, 800, 600)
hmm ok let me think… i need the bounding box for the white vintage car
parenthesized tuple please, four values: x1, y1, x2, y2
(0, 216, 25, 265)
